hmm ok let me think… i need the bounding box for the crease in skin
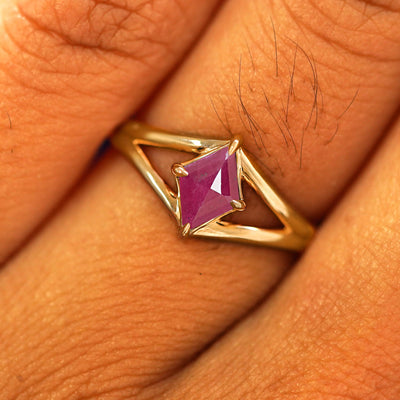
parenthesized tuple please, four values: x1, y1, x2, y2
(14, 2, 154, 63)
(6, 112, 12, 129)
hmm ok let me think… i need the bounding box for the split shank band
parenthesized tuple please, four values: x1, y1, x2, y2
(111, 121, 314, 252)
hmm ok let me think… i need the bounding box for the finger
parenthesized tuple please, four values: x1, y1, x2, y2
(1, 0, 400, 398)
(0, 0, 221, 262)
(158, 113, 400, 399)
(146, 0, 400, 218)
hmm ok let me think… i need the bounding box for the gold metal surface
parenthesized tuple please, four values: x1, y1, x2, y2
(111, 121, 314, 252)
(231, 200, 246, 211)
(181, 223, 191, 237)
(172, 164, 189, 177)
(228, 137, 242, 155)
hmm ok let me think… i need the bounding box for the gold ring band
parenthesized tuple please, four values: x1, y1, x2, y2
(111, 121, 314, 252)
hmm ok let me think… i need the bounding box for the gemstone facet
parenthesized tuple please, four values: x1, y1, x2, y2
(177, 146, 241, 230)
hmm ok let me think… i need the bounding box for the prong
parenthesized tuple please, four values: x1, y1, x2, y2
(231, 199, 246, 211)
(228, 136, 242, 155)
(181, 223, 191, 237)
(172, 163, 189, 177)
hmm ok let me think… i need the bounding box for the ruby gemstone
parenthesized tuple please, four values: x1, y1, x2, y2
(178, 146, 241, 230)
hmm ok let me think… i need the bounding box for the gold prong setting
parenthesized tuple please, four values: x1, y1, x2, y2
(228, 136, 242, 156)
(231, 199, 246, 211)
(181, 223, 191, 237)
(111, 121, 315, 251)
(172, 163, 189, 177)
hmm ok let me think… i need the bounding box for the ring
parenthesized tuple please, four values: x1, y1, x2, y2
(111, 121, 314, 252)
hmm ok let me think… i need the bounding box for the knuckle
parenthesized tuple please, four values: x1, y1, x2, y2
(0, 0, 183, 116)
(12, 0, 177, 63)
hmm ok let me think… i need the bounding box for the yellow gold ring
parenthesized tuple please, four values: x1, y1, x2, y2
(111, 121, 314, 252)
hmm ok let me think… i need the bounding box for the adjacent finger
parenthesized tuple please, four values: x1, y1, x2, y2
(157, 114, 400, 399)
(0, 0, 221, 262)
(0, 154, 291, 399)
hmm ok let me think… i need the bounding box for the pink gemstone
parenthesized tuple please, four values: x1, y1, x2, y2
(178, 146, 241, 230)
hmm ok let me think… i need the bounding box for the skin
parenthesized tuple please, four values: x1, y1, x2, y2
(0, 0, 399, 399)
